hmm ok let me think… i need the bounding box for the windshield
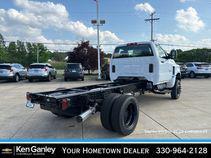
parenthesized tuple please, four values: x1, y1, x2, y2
(67, 64, 81, 70)
(29, 65, 45, 69)
(113, 44, 153, 58)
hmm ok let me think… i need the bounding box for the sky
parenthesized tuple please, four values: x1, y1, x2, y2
(0, 0, 211, 52)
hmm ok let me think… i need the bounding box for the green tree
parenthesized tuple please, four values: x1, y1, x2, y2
(176, 48, 211, 63)
(0, 33, 7, 62)
(51, 51, 67, 61)
(36, 43, 51, 63)
(7, 42, 17, 63)
(16, 40, 27, 65)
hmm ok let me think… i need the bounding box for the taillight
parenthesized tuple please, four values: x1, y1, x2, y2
(61, 99, 69, 110)
(26, 92, 31, 101)
(127, 42, 138, 46)
(42, 67, 48, 71)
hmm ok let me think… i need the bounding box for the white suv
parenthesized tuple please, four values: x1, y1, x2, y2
(27, 63, 57, 82)
(186, 62, 211, 78)
(0, 63, 27, 82)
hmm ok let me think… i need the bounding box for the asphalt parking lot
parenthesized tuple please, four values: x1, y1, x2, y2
(0, 77, 210, 140)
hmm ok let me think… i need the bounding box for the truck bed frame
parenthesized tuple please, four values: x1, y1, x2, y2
(26, 78, 179, 136)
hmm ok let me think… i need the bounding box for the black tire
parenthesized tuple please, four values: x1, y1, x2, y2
(100, 93, 121, 131)
(47, 74, 52, 81)
(64, 77, 68, 81)
(14, 74, 20, 82)
(81, 77, 84, 81)
(171, 79, 181, 99)
(189, 71, 196, 78)
(28, 79, 33, 82)
(111, 95, 139, 136)
(205, 75, 210, 78)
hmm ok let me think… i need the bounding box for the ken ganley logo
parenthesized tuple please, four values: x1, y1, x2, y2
(15, 146, 56, 156)
(1, 148, 13, 155)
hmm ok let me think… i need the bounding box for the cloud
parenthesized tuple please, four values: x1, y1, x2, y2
(0, 0, 123, 52)
(155, 33, 191, 51)
(155, 34, 188, 43)
(179, 0, 196, 3)
(134, 3, 155, 14)
(156, 34, 211, 51)
(196, 39, 211, 48)
(179, 0, 187, 3)
(175, 7, 204, 32)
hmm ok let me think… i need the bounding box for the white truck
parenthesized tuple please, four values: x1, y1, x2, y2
(110, 41, 181, 97)
(26, 41, 181, 136)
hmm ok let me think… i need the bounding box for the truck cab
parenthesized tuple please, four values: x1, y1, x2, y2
(110, 41, 181, 91)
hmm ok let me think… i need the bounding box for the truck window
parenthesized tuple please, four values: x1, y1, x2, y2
(113, 44, 153, 58)
(67, 64, 81, 70)
(156, 45, 167, 59)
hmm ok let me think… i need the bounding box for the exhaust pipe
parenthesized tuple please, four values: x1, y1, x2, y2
(76, 107, 96, 123)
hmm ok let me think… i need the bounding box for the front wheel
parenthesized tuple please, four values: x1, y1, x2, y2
(189, 71, 196, 78)
(171, 79, 181, 99)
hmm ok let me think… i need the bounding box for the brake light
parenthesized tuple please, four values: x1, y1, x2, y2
(26, 92, 31, 101)
(127, 42, 138, 46)
(42, 67, 48, 71)
(61, 99, 69, 110)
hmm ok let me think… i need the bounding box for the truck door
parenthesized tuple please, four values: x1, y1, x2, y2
(156, 45, 172, 83)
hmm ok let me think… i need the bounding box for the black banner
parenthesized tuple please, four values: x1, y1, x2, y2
(0, 143, 210, 157)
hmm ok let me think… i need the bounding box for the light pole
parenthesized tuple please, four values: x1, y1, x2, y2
(92, 0, 105, 80)
(36, 46, 39, 63)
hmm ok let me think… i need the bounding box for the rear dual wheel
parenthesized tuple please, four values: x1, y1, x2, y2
(100, 93, 139, 136)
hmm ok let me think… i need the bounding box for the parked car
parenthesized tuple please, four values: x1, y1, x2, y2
(27, 63, 57, 82)
(186, 62, 211, 78)
(101, 63, 110, 80)
(64, 63, 84, 81)
(0, 63, 27, 82)
(177, 62, 188, 78)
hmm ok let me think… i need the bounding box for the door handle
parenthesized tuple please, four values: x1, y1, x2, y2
(161, 61, 165, 63)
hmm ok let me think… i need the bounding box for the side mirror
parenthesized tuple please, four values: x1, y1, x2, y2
(170, 49, 177, 59)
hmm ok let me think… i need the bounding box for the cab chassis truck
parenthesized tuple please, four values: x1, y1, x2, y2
(26, 42, 181, 136)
